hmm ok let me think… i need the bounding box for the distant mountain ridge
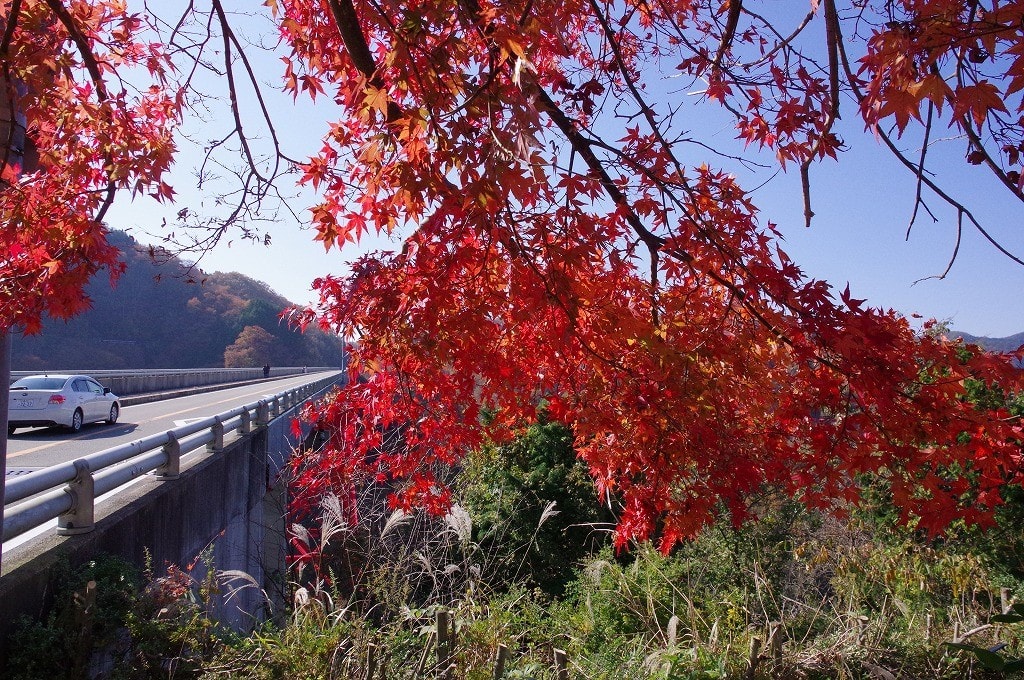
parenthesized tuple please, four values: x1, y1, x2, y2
(952, 331, 1024, 354)
(12, 231, 344, 370)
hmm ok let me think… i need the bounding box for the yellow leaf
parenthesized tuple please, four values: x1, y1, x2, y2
(505, 39, 526, 60)
(364, 87, 389, 114)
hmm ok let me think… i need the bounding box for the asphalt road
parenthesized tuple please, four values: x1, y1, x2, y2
(4, 371, 342, 475)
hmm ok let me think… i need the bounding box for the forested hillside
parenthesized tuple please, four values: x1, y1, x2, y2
(955, 330, 1024, 355)
(11, 231, 344, 370)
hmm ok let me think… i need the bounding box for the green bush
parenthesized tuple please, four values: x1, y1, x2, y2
(4, 554, 229, 680)
(461, 420, 613, 596)
(6, 555, 141, 680)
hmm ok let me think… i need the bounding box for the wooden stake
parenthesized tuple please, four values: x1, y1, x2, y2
(365, 643, 377, 680)
(437, 610, 452, 672)
(554, 648, 568, 680)
(493, 644, 509, 679)
(745, 636, 762, 680)
(768, 621, 782, 663)
(1001, 587, 1011, 615)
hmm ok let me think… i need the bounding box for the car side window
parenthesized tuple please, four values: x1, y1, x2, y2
(72, 379, 88, 392)
(86, 380, 103, 394)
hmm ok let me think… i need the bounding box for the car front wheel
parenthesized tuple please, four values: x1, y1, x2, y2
(69, 409, 84, 433)
(106, 403, 119, 425)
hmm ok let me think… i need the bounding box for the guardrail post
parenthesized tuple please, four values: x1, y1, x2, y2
(208, 415, 224, 451)
(156, 431, 180, 479)
(240, 409, 251, 434)
(257, 400, 270, 428)
(58, 459, 95, 535)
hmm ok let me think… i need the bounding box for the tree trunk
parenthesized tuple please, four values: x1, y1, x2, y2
(0, 331, 9, 569)
(1, 59, 29, 572)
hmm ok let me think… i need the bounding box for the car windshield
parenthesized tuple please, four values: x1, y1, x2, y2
(10, 377, 68, 390)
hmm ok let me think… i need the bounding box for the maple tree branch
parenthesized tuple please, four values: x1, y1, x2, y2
(712, 0, 743, 73)
(799, 0, 843, 228)
(136, 3, 310, 256)
(583, 0, 830, 349)
(959, 113, 1024, 203)
(324, 0, 377, 80)
(42, 0, 120, 221)
(210, 0, 288, 183)
(516, 0, 536, 27)
(0, 0, 21, 56)
(737, 9, 814, 70)
(42, 0, 108, 101)
(834, 12, 1024, 269)
(535, 88, 825, 362)
(0, 5, 24, 179)
(824, 0, 841, 121)
(534, 87, 663, 254)
(914, 209, 963, 282)
(650, 247, 659, 327)
(325, 0, 406, 125)
(937, 36, 1024, 205)
(0, 65, 22, 186)
(906, 102, 934, 239)
(584, 0, 673, 325)
(585, 1, 755, 262)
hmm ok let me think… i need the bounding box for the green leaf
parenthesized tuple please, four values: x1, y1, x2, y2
(945, 643, 1007, 671)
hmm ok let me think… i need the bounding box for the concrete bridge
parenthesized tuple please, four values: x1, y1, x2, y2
(0, 369, 344, 656)
(10, 366, 334, 401)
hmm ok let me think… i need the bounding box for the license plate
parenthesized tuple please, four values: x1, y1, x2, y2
(15, 399, 33, 408)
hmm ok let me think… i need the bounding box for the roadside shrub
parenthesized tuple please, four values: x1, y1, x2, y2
(460, 420, 613, 596)
(6, 555, 141, 680)
(3, 554, 229, 680)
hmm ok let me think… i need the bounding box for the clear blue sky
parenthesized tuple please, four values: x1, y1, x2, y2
(754, 130, 1024, 338)
(108, 3, 1024, 340)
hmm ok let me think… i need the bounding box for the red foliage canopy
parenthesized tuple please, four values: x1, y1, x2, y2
(280, 0, 1024, 549)
(3, 0, 1022, 550)
(0, 0, 178, 334)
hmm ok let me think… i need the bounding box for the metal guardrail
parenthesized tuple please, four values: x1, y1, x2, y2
(9, 367, 339, 397)
(2, 373, 341, 542)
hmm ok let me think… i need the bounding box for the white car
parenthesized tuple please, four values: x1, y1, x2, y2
(8, 374, 120, 436)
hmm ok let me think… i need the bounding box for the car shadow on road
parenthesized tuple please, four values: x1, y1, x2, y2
(7, 422, 140, 441)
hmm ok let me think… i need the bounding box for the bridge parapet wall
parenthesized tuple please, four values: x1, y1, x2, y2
(0, 428, 282, 651)
(0, 377, 332, 658)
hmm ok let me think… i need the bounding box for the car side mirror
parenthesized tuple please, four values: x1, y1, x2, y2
(103, 387, 111, 395)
